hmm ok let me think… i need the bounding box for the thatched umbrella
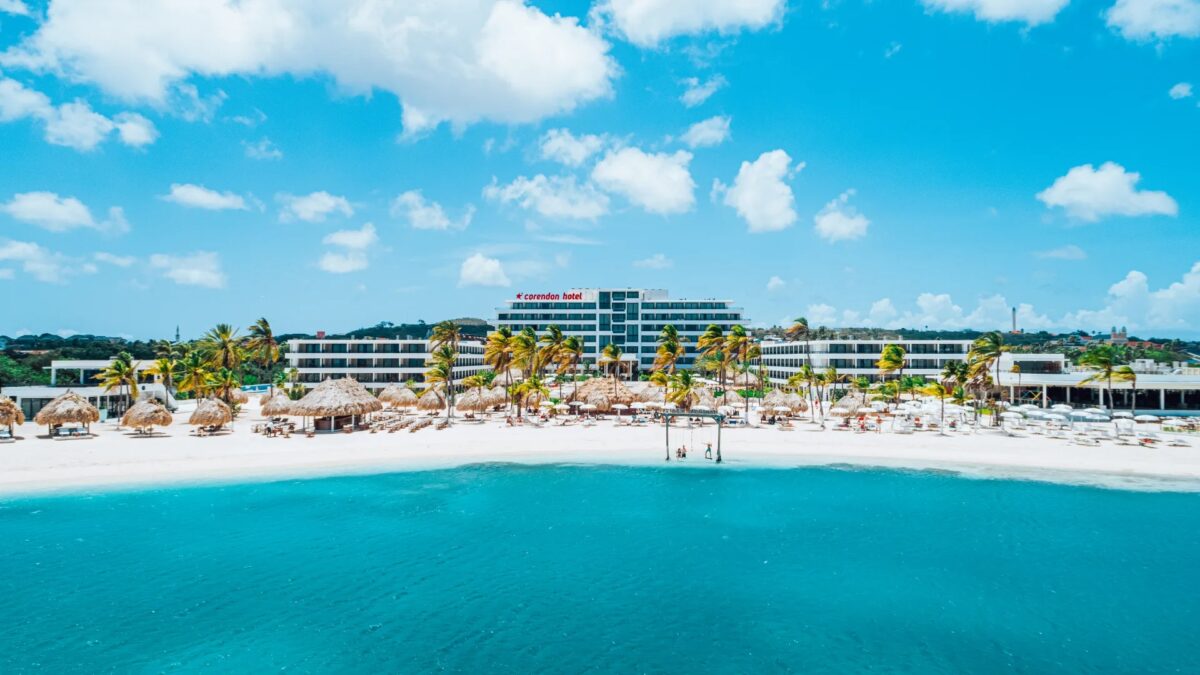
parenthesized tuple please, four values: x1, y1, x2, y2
(785, 392, 808, 413)
(189, 398, 233, 428)
(231, 389, 250, 404)
(569, 377, 634, 405)
(484, 387, 507, 409)
(721, 389, 744, 406)
(763, 389, 786, 406)
(586, 391, 611, 412)
(377, 383, 406, 406)
(417, 388, 445, 412)
(261, 392, 293, 417)
(0, 395, 25, 432)
(290, 378, 383, 430)
(456, 389, 488, 413)
(259, 391, 275, 405)
(122, 398, 173, 432)
(693, 388, 718, 409)
(34, 391, 100, 432)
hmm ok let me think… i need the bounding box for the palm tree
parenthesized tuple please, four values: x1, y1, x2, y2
(177, 352, 212, 398)
(153, 339, 180, 360)
(212, 367, 240, 406)
(697, 324, 726, 392)
(94, 352, 140, 415)
(654, 325, 688, 375)
(512, 375, 550, 419)
(461, 373, 488, 412)
(245, 318, 281, 391)
(600, 343, 624, 386)
(426, 343, 458, 419)
(877, 343, 906, 403)
(666, 370, 700, 410)
(1116, 365, 1137, 413)
(147, 356, 179, 394)
(539, 325, 566, 380)
(725, 326, 755, 417)
(201, 323, 242, 371)
(786, 316, 812, 376)
(922, 381, 951, 433)
(429, 320, 463, 412)
(484, 327, 514, 412)
(968, 331, 1009, 407)
(1077, 344, 1130, 410)
(557, 335, 584, 399)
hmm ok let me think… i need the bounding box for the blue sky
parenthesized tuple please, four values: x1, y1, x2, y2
(0, 0, 1197, 339)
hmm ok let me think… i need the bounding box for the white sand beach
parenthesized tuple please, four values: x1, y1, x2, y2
(1, 400, 1199, 496)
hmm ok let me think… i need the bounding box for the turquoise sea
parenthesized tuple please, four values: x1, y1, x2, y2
(1, 465, 1198, 672)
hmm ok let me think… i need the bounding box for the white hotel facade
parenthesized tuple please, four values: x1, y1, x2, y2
(494, 288, 746, 375)
(284, 337, 486, 391)
(760, 337, 974, 385)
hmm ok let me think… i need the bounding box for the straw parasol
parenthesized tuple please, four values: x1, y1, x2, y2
(417, 388, 446, 411)
(691, 388, 718, 410)
(763, 389, 786, 406)
(830, 393, 870, 416)
(785, 392, 808, 412)
(289, 377, 383, 418)
(189, 398, 233, 427)
(720, 389, 744, 406)
(456, 389, 488, 412)
(34, 391, 100, 429)
(122, 398, 173, 431)
(231, 388, 250, 404)
(569, 377, 634, 405)
(377, 384, 409, 407)
(0, 395, 25, 430)
(261, 392, 293, 417)
(485, 386, 507, 409)
(586, 391, 612, 412)
(259, 391, 276, 405)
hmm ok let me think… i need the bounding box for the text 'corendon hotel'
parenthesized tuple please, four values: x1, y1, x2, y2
(495, 288, 746, 376)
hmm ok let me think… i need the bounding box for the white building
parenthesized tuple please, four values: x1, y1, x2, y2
(760, 337, 974, 385)
(285, 337, 486, 391)
(996, 353, 1200, 412)
(494, 288, 745, 375)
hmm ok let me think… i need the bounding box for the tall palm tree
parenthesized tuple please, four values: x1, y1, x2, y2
(484, 327, 514, 412)
(557, 335, 584, 399)
(511, 327, 542, 388)
(922, 381, 951, 432)
(426, 343, 458, 419)
(786, 316, 812, 375)
(539, 325, 566, 380)
(94, 352, 140, 415)
(1116, 365, 1137, 413)
(429, 321, 463, 412)
(512, 375, 549, 420)
(201, 323, 243, 372)
(212, 367, 240, 406)
(666, 370, 700, 410)
(724, 326, 755, 417)
(176, 352, 212, 398)
(653, 338, 685, 375)
(600, 343, 624, 386)
(1077, 344, 1131, 410)
(968, 331, 1009, 408)
(147, 356, 179, 394)
(153, 339, 180, 360)
(697, 324, 726, 391)
(877, 343, 906, 403)
(245, 317, 281, 391)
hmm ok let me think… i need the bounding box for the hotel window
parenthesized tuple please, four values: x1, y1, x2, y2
(599, 291, 611, 309)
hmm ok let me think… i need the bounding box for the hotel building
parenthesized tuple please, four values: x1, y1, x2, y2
(494, 288, 746, 375)
(284, 337, 486, 391)
(995, 353, 1200, 411)
(760, 337, 974, 384)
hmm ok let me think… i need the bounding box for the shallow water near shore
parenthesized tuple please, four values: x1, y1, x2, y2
(1, 464, 1198, 672)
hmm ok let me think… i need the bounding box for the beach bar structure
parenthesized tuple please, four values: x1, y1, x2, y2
(995, 353, 1200, 412)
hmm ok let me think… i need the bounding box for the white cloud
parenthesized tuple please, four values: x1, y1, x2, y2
(681, 115, 730, 148)
(538, 128, 605, 166)
(805, 303, 839, 326)
(278, 191, 354, 223)
(1036, 162, 1177, 221)
(591, 148, 695, 215)
(1065, 264, 1200, 330)
(594, 0, 784, 47)
(1169, 82, 1194, 99)
(163, 183, 247, 211)
(633, 253, 672, 269)
(0, 1, 30, 17)
(322, 223, 378, 250)
(921, 0, 1069, 24)
(1106, 0, 1200, 41)
(484, 174, 609, 220)
(94, 252, 135, 267)
(0, 77, 158, 151)
(766, 275, 785, 291)
(814, 190, 870, 242)
(318, 251, 369, 274)
(679, 75, 727, 107)
(391, 191, 474, 231)
(459, 252, 511, 287)
(868, 298, 898, 325)
(1, 191, 129, 233)
(243, 136, 282, 160)
(714, 149, 799, 233)
(533, 233, 602, 246)
(112, 112, 158, 147)
(0, 1, 617, 137)
(149, 251, 226, 288)
(1035, 244, 1087, 260)
(0, 239, 73, 283)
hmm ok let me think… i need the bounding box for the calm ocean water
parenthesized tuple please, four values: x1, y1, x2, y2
(1, 465, 1198, 673)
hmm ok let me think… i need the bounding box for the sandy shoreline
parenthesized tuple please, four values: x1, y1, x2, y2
(2, 402, 1199, 497)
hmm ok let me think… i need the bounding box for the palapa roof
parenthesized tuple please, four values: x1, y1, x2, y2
(691, 388, 718, 409)
(568, 377, 634, 405)
(586, 391, 611, 411)
(290, 378, 383, 417)
(189, 398, 233, 426)
(122, 399, 173, 429)
(377, 383, 413, 406)
(456, 389, 488, 412)
(231, 389, 250, 404)
(763, 389, 786, 406)
(34, 391, 100, 426)
(785, 392, 808, 412)
(0, 396, 25, 427)
(719, 389, 744, 405)
(830, 392, 870, 416)
(260, 392, 294, 417)
(416, 388, 446, 411)
(484, 387, 506, 407)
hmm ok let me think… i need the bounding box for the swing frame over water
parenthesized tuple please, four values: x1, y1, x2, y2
(662, 411, 725, 463)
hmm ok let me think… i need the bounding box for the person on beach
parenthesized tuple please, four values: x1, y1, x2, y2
(705, 443, 713, 460)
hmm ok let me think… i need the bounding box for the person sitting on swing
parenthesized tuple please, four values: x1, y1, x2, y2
(705, 442, 713, 460)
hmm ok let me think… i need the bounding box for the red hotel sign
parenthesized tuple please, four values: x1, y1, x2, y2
(516, 292, 583, 301)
